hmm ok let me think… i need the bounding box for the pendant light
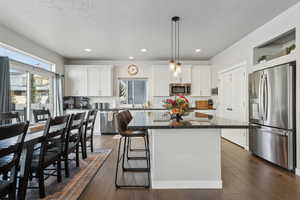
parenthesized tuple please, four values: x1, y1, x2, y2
(169, 16, 182, 76)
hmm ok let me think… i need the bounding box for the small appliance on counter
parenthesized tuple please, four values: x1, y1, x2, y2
(63, 96, 91, 110)
(195, 100, 214, 109)
(94, 102, 110, 110)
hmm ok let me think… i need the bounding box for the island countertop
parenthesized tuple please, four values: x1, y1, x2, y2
(128, 111, 249, 130)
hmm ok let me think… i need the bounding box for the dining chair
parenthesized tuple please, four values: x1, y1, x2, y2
(29, 115, 69, 198)
(63, 112, 86, 177)
(0, 122, 29, 199)
(83, 110, 97, 157)
(0, 112, 21, 125)
(32, 109, 51, 123)
(114, 111, 150, 188)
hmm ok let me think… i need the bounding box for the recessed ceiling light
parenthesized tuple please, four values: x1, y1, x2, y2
(84, 48, 92, 52)
(129, 56, 134, 60)
(195, 49, 202, 53)
(140, 48, 147, 52)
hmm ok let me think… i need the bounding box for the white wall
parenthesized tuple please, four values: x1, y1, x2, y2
(210, 2, 300, 172)
(65, 59, 211, 107)
(0, 23, 64, 74)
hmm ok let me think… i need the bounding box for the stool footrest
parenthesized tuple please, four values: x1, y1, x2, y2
(123, 167, 150, 172)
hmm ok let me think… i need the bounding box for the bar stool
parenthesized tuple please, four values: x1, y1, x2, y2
(122, 110, 147, 159)
(114, 111, 150, 188)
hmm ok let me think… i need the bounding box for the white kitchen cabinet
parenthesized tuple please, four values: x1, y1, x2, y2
(65, 65, 113, 97)
(99, 66, 113, 96)
(152, 65, 170, 96)
(65, 66, 87, 96)
(86, 66, 113, 96)
(170, 65, 192, 83)
(219, 65, 247, 148)
(87, 67, 101, 96)
(191, 65, 211, 96)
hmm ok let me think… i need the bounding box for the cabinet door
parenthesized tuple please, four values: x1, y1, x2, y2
(191, 67, 201, 96)
(65, 67, 87, 96)
(180, 67, 191, 83)
(99, 67, 113, 96)
(170, 66, 191, 83)
(199, 66, 211, 96)
(191, 66, 211, 96)
(152, 66, 170, 96)
(87, 67, 101, 96)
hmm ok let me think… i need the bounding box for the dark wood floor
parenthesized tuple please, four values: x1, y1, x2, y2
(79, 136, 300, 200)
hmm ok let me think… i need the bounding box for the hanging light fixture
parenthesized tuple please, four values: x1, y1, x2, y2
(169, 16, 182, 76)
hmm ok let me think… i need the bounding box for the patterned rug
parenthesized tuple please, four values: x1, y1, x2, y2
(26, 149, 112, 200)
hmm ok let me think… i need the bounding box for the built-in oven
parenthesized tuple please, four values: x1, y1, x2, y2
(169, 83, 191, 96)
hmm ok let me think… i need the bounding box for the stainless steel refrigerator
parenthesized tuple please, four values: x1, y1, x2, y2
(249, 62, 296, 170)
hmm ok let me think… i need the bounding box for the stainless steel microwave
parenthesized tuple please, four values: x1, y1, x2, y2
(169, 83, 191, 96)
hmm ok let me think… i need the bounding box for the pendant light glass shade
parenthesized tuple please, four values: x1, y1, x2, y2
(169, 60, 176, 71)
(176, 63, 182, 73)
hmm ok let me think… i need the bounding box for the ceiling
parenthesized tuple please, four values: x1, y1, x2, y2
(0, 0, 299, 60)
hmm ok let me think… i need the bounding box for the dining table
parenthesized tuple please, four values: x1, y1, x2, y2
(1, 118, 88, 200)
(17, 122, 46, 200)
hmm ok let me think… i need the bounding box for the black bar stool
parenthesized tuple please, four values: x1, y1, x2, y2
(114, 111, 150, 188)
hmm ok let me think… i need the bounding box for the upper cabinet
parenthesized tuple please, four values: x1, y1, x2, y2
(64, 66, 87, 96)
(170, 65, 192, 83)
(152, 65, 170, 96)
(65, 65, 113, 97)
(191, 65, 211, 96)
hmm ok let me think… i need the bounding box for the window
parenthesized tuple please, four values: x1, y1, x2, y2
(30, 74, 53, 119)
(10, 69, 28, 121)
(119, 79, 147, 105)
(4, 44, 56, 122)
(0, 44, 53, 71)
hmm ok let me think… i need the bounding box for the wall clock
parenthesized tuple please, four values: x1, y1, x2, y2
(128, 64, 139, 75)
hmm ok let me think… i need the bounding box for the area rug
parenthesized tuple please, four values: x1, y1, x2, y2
(26, 149, 112, 200)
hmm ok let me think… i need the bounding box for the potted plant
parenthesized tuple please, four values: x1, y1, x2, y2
(162, 96, 190, 122)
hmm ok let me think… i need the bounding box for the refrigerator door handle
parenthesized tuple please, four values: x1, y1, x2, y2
(258, 74, 264, 120)
(264, 74, 269, 120)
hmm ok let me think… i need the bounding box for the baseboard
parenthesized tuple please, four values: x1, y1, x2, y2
(296, 168, 300, 176)
(151, 180, 223, 189)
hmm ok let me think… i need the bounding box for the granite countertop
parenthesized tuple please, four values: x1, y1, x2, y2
(128, 111, 249, 130)
(98, 107, 216, 111)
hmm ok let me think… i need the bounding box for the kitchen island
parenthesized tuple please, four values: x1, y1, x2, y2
(128, 111, 249, 189)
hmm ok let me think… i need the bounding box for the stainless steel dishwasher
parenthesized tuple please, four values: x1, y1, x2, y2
(100, 111, 118, 135)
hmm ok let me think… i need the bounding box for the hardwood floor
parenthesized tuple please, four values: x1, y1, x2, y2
(79, 136, 300, 200)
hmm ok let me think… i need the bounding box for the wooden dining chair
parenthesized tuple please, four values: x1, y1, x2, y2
(29, 115, 69, 198)
(0, 122, 29, 199)
(83, 110, 97, 157)
(62, 112, 86, 177)
(32, 109, 51, 123)
(0, 112, 21, 125)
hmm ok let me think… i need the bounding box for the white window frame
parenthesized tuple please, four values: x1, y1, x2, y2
(118, 78, 149, 106)
(10, 60, 55, 121)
